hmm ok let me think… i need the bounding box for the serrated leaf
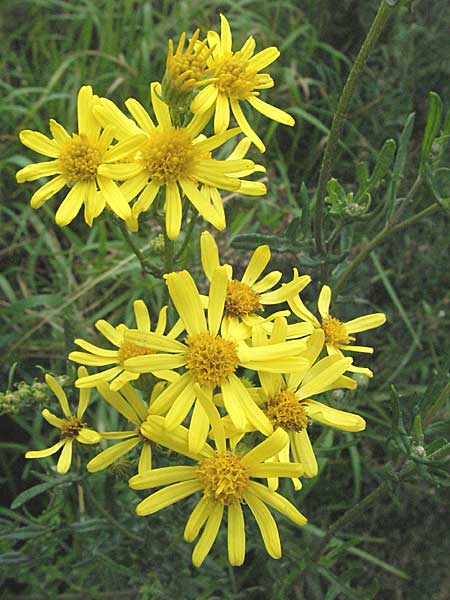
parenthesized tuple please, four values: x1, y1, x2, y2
(420, 92, 443, 175)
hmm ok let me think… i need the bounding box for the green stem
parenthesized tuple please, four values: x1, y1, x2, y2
(314, 441, 450, 560)
(175, 210, 198, 262)
(116, 220, 155, 275)
(161, 232, 175, 305)
(85, 484, 141, 543)
(333, 203, 439, 294)
(314, 1, 395, 254)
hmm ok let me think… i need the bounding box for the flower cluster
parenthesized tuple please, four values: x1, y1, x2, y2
(16, 14, 293, 238)
(20, 14, 388, 569)
(27, 235, 385, 566)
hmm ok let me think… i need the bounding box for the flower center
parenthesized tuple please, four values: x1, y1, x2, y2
(321, 315, 354, 346)
(197, 452, 250, 504)
(184, 332, 239, 388)
(59, 135, 102, 183)
(265, 390, 308, 432)
(214, 52, 257, 98)
(140, 127, 195, 181)
(118, 341, 155, 365)
(61, 416, 85, 438)
(225, 280, 261, 317)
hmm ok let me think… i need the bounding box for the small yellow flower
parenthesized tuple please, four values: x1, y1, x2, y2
(122, 267, 308, 453)
(190, 14, 295, 152)
(16, 86, 133, 227)
(69, 300, 183, 391)
(94, 82, 266, 238)
(87, 381, 166, 475)
(129, 406, 307, 567)
(162, 29, 215, 109)
(200, 230, 311, 339)
(25, 369, 101, 474)
(289, 284, 387, 377)
(225, 328, 363, 487)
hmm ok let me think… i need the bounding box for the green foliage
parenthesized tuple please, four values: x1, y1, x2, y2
(1, 0, 449, 599)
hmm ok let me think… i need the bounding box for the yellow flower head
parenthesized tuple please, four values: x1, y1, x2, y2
(162, 29, 215, 109)
(69, 300, 183, 391)
(121, 267, 308, 453)
(94, 82, 266, 238)
(289, 284, 387, 378)
(86, 381, 167, 475)
(129, 405, 307, 567)
(224, 327, 363, 488)
(16, 86, 133, 227)
(200, 231, 311, 339)
(190, 14, 295, 152)
(25, 369, 101, 474)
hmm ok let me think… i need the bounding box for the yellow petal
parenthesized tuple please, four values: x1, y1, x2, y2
(150, 82, 172, 128)
(184, 496, 212, 542)
(25, 439, 65, 459)
(190, 84, 219, 115)
(56, 439, 74, 474)
(138, 442, 152, 474)
(97, 176, 131, 220)
(45, 374, 70, 417)
(299, 355, 352, 399)
(345, 313, 387, 334)
(317, 285, 332, 318)
(135, 480, 202, 516)
(228, 503, 245, 566)
(304, 399, 366, 432)
(242, 428, 288, 466)
(244, 491, 281, 559)
(214, 93, 230, 133)
(247, 480, 307, 526)
(248, 47, 280, 71)
(200, 231, 221, 281)
(42, 408, 64, 428)
(247, 95, 294, 126)
(188, 400, 210, 455)
(242, 245, 271, 286)
(30, 175, 66, 209)
(291, 429, 317, 477)
(219, 13, 232, 53)
(55, 181, 87, 227)
(16, 160, 61, 183)
(230, 98, 265, 152)
(125, 98, 156, 134)
(129, 465, 198, 489)
(87, 437, 140, 472)
(191, 503, 224, 567)
(77, 427, 101, 444)
(165, 270, 207, 336)
(19, 130, 59, 157)
(165, 181, 182, 240)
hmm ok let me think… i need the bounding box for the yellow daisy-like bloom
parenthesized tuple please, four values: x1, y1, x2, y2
(289, 284, 387, 378)
(162, 28, 215, 109)
(190, 14, 295, 152)
(222, 325, 360, 487)
(201, 230, 311, 339)
(94, 82, 266, 238)
(122, 267, 309, 453)
(16, 86, 133, 227)
(25, 369, 101, 474)
(69, 300, 182, 391)
(129, 398, 307, 567)
(87, 381, 166, 475)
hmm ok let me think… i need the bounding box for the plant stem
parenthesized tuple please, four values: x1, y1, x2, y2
(161, 232, 175, 304)
(85, 484, 141, 543)
(116, 219, 155, 275)
(313, 441, 450, 561)
(314, 1, 395, 254)
(333, 203, 439, 294)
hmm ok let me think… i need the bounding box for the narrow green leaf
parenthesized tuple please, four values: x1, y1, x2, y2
(420, 92, 443, 174)
(369, 139, 396, 186)
(10, 476, 76, 510)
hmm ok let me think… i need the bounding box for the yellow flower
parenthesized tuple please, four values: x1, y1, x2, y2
(162, 29, 215, 109)
(69, 300, 182, 391)
(122, 267, 309, 453)
(87, 381, 166, 475)
(94, 83, 266, 238)
(200, 230, 311, 339)
(129, 404, 307, 567)
(25, 369, 101, 474)
(223, 326, 362, 486)
(289, 284, 387, 378)
(16, 86, 133, 227)
(190, 14, 295, 152)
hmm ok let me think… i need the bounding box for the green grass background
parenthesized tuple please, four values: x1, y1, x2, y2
(0, 1, 449, 598)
